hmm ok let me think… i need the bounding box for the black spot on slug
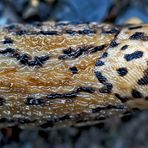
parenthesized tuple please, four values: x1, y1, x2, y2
(69, 66, 78, 74)
(130, 32, 144, 40)
(117, 67, 128, 76)
(132, 89, 143, 98)
(101, 52, 108, 58)
(95, 60, 105, 66)
(137, 75, 148, 85)
(3, 38, 13, 44)
(110, 41, 119, 48)
(17, 54, 30, 65)
(121, 45, 128, 50)
(129, 32, 148, 41)
(0, 48, 49, 67)
(63, 48, 73, 54)
(26, 97, 44, 105)
(124, 51, 143, 61)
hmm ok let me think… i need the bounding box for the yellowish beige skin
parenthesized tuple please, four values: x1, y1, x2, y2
(0, 22, 147, 128)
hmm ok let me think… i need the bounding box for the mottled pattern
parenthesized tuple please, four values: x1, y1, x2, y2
(0, 22, 147, 129)
(95, 24, 148, 108)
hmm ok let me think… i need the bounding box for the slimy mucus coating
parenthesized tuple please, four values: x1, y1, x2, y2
(0, 22, 147, 129)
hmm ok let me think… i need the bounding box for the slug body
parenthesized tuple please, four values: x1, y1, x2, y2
(0, 22, 147, 129)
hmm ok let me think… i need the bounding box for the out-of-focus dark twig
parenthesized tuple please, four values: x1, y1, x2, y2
(103, 0, 129, 23)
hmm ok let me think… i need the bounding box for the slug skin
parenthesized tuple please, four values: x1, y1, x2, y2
(0, 22, 147, 129)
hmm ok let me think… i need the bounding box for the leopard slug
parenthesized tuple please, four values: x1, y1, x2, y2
(0, 21, 147, 129)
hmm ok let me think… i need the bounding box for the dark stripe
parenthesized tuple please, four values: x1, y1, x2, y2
(117, 67, 128, 77)
(99, 83, 113, 94)
(15, 30, 58, 36)
(128, 25, 142, 30)
(115, 93, 129, 102)
(59, 45, 105, 60)
(9, 28, 96, 36)
(26, 87, 95, 105)
(95, 71, 107, 84)
(47, 93, 77, 99)
(47, 87, 95, 99)
(88, 45, 105, 54)
(59, 47, 85, 59)
(38, 31, 58, 35)
(0, 48, 15, 54)
(76, 87, 95, 93)
(78, 29, 96, 35)
(92, 104, 125, 113)
(0, 48, 49, 67)
(137, 75, 148, 85)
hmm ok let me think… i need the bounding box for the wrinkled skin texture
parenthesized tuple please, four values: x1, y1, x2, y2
(0, 22, 147, 129)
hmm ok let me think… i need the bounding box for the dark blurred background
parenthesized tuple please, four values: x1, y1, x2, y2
(0, 0, 148, 25)
(0, 0, 148, 148)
